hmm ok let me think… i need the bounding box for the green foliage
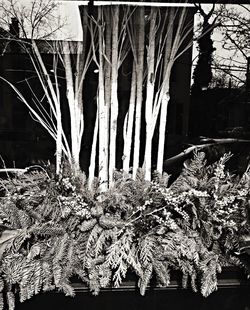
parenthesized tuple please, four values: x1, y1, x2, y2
(0, 153, 250, 308)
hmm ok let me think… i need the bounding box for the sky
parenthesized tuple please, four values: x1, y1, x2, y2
(57, 1, 83, 40)
(0, 0, 83, 40)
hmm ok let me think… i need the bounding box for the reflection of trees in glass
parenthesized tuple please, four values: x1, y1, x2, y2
(212, 4, 250, 87)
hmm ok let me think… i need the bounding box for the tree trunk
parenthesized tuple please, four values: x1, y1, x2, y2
(75, 7, 87, 151)
(144, 8, 157, 181)
(156, 86, 170, 174)
(104, 7, 111, 148)
(88, 105, 99, 189)
(132, 6, 145, 179)
(156, 8, 175, 175)
(63, 42, 81, 174)
(98, 7, 109, 191)
(123, 62, 136, 173)
(109, 6, 119, 186)
(53, 54, 63, 175)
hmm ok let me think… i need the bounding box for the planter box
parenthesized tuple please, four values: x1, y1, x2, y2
(15, 267, 250, 310)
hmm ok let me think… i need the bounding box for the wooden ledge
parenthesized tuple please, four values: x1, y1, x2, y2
(70, 267, 250, 293)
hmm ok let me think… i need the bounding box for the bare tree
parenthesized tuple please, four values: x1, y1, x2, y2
(215, 4, 250, 86)
(196, 4, 250, 88)
(0, 0, 63, 40)
(192, 3, 217, 92)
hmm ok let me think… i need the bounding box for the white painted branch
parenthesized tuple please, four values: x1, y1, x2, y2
(132, 6, 145, 179)
(63, 41, 81, 173)
(53, 56, 63, 175)
(123, 62, 136, 173)
(157, 89, 170, 174)
(98, 7, 109, 191)
(156, 7, 183, 174)
(31, 40, 72, 170)
(88, 104, 99, 189)
(109, 5, 119, 186)
(144, 8, 156, 181)
(151, 7, 174, 138)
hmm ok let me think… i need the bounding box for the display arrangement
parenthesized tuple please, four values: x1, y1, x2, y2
(0, 152, 249, 310)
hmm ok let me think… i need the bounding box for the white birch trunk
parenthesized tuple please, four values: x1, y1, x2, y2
(55, 103, 62, 175)
(132, 6, 145, 179)
(123, 62, 136, 173)
(88, 104, 99, 189)
(53, 56, 63, 175)
(150, 8, 174, 138)
(156, 8, 176, 174)
(104, 7, 112, 113)
(156, 85, 170, 174)
(144, 8, 157, 181)
(109, 6, 119, 186)
(75, 42, 84, 151)
(98, 7, 109, 191)
(104, 7, 111, 163)
(63, 42, 81, 174)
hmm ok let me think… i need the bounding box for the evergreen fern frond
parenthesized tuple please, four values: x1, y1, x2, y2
(33, 261, 42, 295)
(139, 236, 155, 267)
(86, 224, 103, 253)
(26, 276, 35, 300)
(113, 259, 128, 288)
(94, 229, 115, 257)
(20, 260, 36, 288)
(0, 279, 3, 293)
(79, 219, 98, 232)
(99, 215, 124, 229)
(0, 293, 3, 310)
(42, 261, 54, 292)
(54, 234, 70, 263)
(7, 291, 15, 310)
(59, 282, 75, 297)
(152, 171, 170, 187)
(97, 262, 112, 288)
(200, 254, 221, 297)
(139, 263, 153, 296)
(19, 285, 28, 303)
(170, 151, 208, 192)
(191, 272, 198, 292)
(153, 260, 170, 287)
(88, 267, 100, 296)
(2, 255, 24, 285)
(31, 224, 65, 236)
(52, 261, 63, 287)
(107, 229, 138, 287)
